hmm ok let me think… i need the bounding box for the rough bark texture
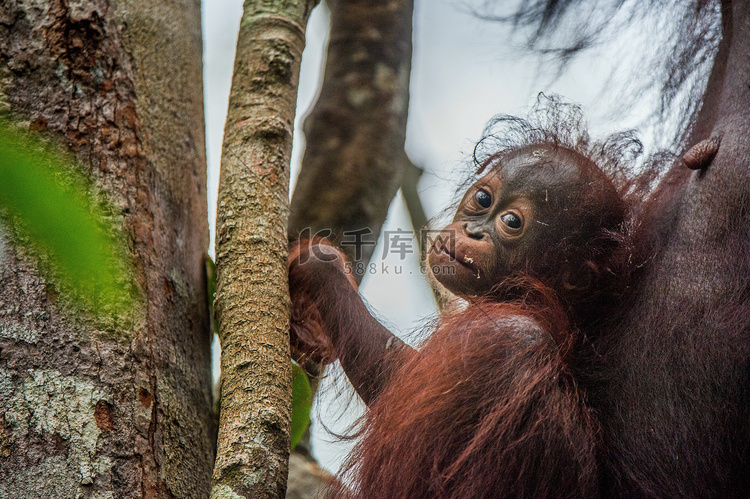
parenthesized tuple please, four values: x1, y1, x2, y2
(212, 1, 317, 498)
(289, 0, 414, 283)
(0, 1, 213, 498)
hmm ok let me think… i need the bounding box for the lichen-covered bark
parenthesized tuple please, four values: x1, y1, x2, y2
(0, 1, 213, 497)
(212, 1, 317, 498)
(289, 0, 414, 283)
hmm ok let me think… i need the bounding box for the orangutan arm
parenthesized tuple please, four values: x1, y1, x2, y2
(288, 240, 413, 405)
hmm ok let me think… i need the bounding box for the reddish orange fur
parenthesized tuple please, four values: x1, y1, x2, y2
(329, 279, 599, 498)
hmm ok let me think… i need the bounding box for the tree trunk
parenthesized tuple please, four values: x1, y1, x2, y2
(0, 1, 213, 497)
(289, 0, 414, 283)
(212, 1, 317, 498)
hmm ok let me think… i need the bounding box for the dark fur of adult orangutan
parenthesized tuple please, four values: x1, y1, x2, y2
(290, 0, 750, 496)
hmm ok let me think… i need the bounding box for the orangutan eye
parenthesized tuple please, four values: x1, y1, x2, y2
(501, 212, 522, 230)
(474, 189, 492, 209)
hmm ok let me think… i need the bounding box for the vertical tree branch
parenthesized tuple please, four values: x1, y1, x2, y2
(212, 1, 317, 498)
(289, 0, 414, 284)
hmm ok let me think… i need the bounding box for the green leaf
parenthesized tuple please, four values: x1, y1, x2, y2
(291, 362, 312, 450)
(0, 121, 135, 319)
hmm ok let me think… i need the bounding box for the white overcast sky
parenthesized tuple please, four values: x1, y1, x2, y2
(202, 0, 658, 473)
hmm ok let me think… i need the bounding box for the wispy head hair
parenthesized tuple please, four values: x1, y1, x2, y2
(472, 94, 661, 204)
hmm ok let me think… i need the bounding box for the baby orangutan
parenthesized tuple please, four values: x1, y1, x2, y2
(289, 131, 642, 497)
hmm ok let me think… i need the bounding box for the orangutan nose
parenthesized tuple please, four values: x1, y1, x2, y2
(464, 223, 486, 240)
